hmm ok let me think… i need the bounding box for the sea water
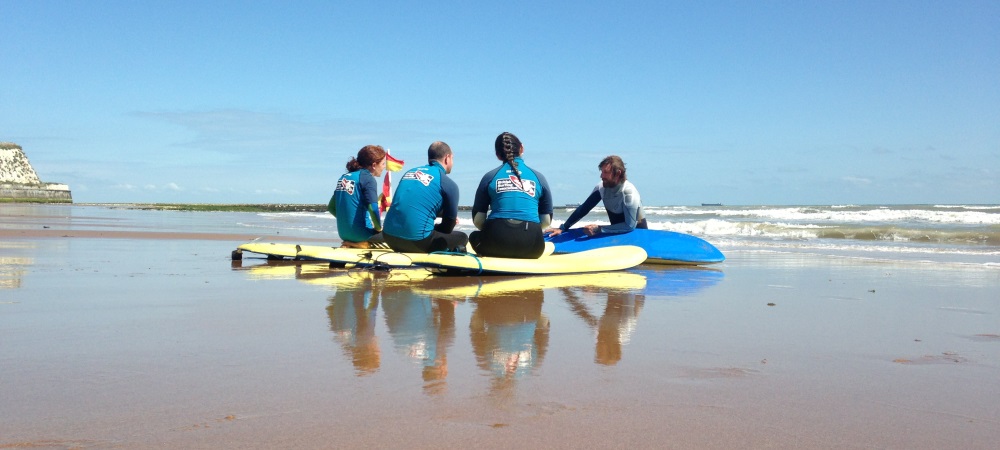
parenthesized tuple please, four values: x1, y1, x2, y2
(239, 204, 1000, 268)
(5, 203, 998, 267)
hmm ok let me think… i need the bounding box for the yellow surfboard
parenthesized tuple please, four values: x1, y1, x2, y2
(234, 242, 337, 260)
(297, 242, 557, 269)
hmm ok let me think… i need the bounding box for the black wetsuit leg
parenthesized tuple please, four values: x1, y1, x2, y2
(385, 231, 468, 253)
(469, 219, 544, 259)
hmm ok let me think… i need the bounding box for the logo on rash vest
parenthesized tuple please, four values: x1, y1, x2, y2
(402, 170, 435, 187)
(335, 177, 355, 195)
(495, 176, 536, 197)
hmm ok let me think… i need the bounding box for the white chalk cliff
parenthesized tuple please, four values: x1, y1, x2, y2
(1, 142, 72, 202)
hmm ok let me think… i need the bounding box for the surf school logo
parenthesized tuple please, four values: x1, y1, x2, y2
(402, 170, 434, 186)
(495, 176, 537, 197)
(336, 177, 355, 195)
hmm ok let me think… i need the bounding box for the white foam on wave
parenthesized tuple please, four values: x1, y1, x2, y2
(646, 206, 1000, 225)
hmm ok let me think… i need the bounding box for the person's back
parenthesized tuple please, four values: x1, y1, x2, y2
(331, 169, 379, 242)
(470, 132, 553, 259)
(383, 141, 468, 253)
(478, 158, 549, 222)
(595, 178, 645, 233)
(329, 145, 387, 244)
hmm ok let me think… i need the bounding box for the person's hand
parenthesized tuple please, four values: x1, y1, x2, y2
(582, 224, 601, 236)
(544, 227, 562, 237)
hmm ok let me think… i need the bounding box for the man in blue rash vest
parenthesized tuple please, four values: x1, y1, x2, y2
(383, 141, 468, 253)
(545, 155, 647, 238)
(469, 132, 554, 259)
(329, 145, 387, 246)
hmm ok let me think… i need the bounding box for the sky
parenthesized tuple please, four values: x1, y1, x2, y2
(2, 0, 998, 206)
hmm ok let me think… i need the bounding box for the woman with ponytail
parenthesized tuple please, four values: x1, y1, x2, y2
(328, 145, 387, 246)
(469, 132, 554, 258)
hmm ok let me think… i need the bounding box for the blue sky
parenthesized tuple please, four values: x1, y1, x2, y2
(3, 0, 998, 206)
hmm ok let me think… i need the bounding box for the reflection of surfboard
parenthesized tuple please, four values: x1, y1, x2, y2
(415, 245, 647, 275)
(231, 260, 335, 280)
(635, 266, 725, 297)
(547, 228, 724, 265)
(297, 267, 437, 288)
(299, 242, 557, 269)
(413, 271, 648, 299)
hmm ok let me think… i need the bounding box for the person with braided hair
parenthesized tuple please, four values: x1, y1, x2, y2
(329, 145, 388, 246)
(383, 141, 468, 253)
(545, 155, 647, 238)
(469, 132, 554, 259)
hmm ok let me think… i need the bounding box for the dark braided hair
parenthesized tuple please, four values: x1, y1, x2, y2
(494, 132, 522, 184)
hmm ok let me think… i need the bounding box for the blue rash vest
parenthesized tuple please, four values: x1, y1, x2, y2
(561, 180, 645, 234)
(329, 169, 381, 242)
(383, 161, 460, 241)
(472, 157, 553, 223)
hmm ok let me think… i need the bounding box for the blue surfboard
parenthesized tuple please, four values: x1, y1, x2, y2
(546, 228, 725, 265)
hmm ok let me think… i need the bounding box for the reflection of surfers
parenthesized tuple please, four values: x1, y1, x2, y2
(326, 279, 381, 376)
(380, 286, 456, 395)
(563, 288, 644, 366)
(469, 290, 549, 394)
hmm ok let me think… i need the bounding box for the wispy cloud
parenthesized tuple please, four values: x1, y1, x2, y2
(132, 109, 459, 157)
(842, 176, 873, 187)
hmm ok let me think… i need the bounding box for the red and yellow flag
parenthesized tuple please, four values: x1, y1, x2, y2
(379, 153, 404, 213)
(385, 153, 405, 172)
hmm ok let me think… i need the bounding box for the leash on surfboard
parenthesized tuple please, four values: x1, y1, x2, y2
(430, 249, 484, 275)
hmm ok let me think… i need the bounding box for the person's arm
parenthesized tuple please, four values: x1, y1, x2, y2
(361, 173, 383, 231)
(598, 183, 642, 234)
(327, 193, 337, 217)
(536, 171, 554, 229)
(436, 175, 461, 234)
(561, 188, 601, 230)
(471, 169, 496, 230)
(545, 188, 601, 236)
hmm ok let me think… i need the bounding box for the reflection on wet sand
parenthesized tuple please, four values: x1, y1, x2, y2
(232, 262, 725, 396)
(563, 288, 644, 365)
(470, 289, 549, 396)
(381, 285, 456, 395)
(327, 276, 382, 376)
(0, 241, 37, 290)
(320, 269, 460, 394)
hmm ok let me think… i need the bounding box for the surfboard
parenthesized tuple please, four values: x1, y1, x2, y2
(234, 242, 347, 260)
(298, 242, 558, 269)
(414, 271, 648, 299)
(235, 242, 301, 260)
(234, 241, 399, 265)
(297, 246, 419, 269)
(546, 228, 725, 265)
(414, 245, 647, 275)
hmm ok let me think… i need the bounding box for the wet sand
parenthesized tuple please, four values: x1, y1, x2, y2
(2, 206, 999, 449)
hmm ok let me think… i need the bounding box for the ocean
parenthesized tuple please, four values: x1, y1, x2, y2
(234, 204, 1000, 268)
(5, 203, 998, 268)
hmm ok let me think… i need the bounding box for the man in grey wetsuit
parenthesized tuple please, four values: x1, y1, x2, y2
(545, 155, 647, 237)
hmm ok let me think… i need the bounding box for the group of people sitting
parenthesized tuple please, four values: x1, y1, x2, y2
(328, 132, 647, 259)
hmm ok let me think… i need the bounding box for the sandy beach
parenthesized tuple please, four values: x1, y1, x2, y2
(2, 205, 999, 449)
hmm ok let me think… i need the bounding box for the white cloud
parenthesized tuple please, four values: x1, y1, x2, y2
(842, 176, 873, 187)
